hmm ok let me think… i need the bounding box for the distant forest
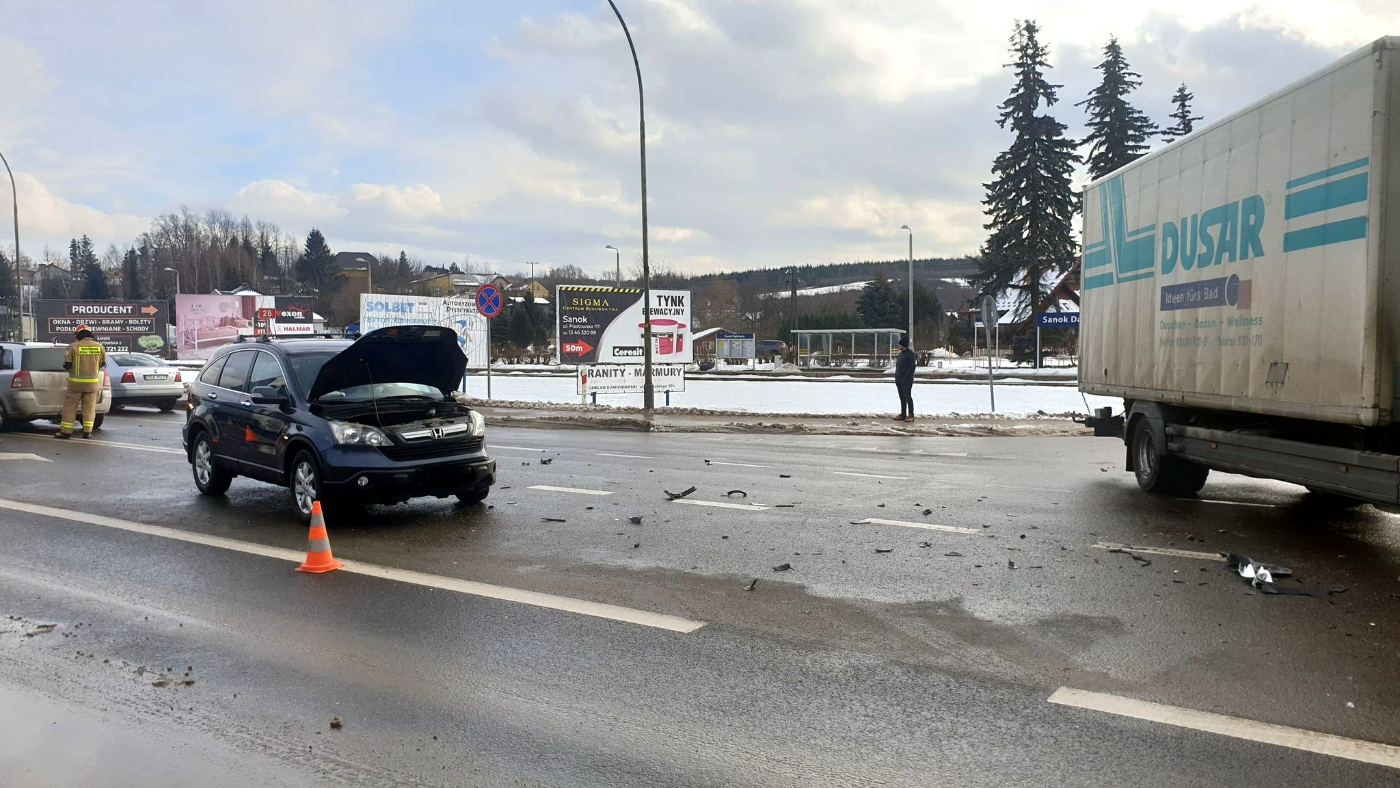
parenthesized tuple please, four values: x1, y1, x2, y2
(678, 256, 981, 291)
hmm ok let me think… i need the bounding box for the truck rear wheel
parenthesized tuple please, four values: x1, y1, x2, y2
(1131, 418, 1209, 494)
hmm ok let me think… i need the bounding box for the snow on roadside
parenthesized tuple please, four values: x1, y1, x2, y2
(465, 375, 1116, 417)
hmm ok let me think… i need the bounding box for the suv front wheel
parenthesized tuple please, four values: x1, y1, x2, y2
(289, 450, 324, 524)
(192, 432, 233, 495)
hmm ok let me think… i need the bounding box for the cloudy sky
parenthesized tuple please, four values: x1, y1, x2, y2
(2, 1, 1395, 277)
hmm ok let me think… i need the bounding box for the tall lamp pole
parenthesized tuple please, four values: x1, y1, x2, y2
(163, 266, 180, 296)
(604, 245, 620, 283)
(1, 151, 19, 341)
(900, 224, 913, 346)
(606, 0, 655, 411)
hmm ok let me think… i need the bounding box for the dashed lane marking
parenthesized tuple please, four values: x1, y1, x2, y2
(597, 453, 654, 460)
(489, 445, 549, 452)
(0, 453, 51, 462)
(986, 483, 1071, 493)
(1176, 498, 1279, 509)
(9, 433, 185, 455)
(1092, 542, 1226, 562)
(832, 471, 907, 480)
(673, 499, 769, 512)
(1048, 687, 1400, 770)
(527, 485, 615, 496)
(0, 497, 704, 634)
(704, 461, 771, 468)
(851, 518, 980, 534)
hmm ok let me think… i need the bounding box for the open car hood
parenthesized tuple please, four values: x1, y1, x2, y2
(307, 325, 466, 402)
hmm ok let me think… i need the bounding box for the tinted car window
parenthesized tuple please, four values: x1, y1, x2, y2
(198, 355, 228, 384)
(112, 353, 168, 367)
(248, 351, 288, 396)
(217, 350, 256, 392)
(20, 348, 68, 371)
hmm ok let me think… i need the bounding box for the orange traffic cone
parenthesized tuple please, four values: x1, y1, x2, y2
(296, 501, 344, 573)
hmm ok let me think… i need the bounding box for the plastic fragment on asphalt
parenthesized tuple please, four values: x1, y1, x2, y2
(775, 504, 795, 508)
(779, 474, 791, 478)
(629, 516, 643, 524)
(1008, 560, 1016, 569)
(331, 717, 343, 730)
(944, 551, 963, 557)
(725, 490, 747, 498)
(665, 486, 698, 500)
(922, 509, 932, 516)
(1227, 553, 1317, 595)
(539, 458, 553, 465)
(541, 517, 566, 523)
(744, 579, 758, 591)
(875, 548, 893, 554)
(772, 563, 792, 571)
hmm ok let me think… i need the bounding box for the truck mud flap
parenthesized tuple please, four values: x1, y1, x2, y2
(1167, 424, 1400, 505)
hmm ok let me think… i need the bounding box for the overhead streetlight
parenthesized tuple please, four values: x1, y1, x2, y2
(604, 245, 620, 283)
(0, 150, 19, 341)
(900, 225, 913, 347)
(606, 0, 655, 411)
(163, 266, 180, 296)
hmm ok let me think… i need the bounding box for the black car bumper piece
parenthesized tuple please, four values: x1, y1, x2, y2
(318, 445, 496, 503)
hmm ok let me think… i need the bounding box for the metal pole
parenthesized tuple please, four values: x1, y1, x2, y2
(987, 321, 996, 413)
(1036, 323, 1041, 369)
(0, 151, 19, 341)
(607, 1, 654, 411)
(901, 225, 913, 346)
(486, 316, 492, 400)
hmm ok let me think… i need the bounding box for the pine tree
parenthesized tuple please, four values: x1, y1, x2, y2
(68, 235, 109, 300)
(1161, 82, 1203, 143)
(121, 248, 143, 299)
(507, 306, 532, 348)
(295, 229, 341, 294)
(856, 272, 903, 328)
(1076, 37, 1158, 180)
(978, 20, 1081, 321)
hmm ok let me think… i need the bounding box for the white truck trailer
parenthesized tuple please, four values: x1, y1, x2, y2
(1080, 36, 1400, 505)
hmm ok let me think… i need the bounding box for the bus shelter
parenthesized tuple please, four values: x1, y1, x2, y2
(791, 328, 905, 368)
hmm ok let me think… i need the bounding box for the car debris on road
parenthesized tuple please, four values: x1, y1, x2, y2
(665, 486, 698, 500)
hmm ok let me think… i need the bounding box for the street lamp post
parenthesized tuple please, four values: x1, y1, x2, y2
(0, 150, 20, 341)
(606, 0, 655, 411)
(900, 225, 913, 346)
(163, 266, 180, 296)
(604, 245, 620, 283)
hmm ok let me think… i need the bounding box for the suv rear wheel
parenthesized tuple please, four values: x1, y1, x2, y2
(1131, 418, 1209, 495)
(192, 432, 233, 495)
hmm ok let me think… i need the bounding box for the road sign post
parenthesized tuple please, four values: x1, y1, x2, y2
(980, 295, 996, 413)
(476, 284, 504, 400)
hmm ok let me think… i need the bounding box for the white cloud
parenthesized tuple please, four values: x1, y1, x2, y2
(12, 173, 149, 252)
(232, 180, 347, 224)
(349, 184, 445, 220)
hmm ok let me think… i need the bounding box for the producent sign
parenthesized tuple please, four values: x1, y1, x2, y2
(715, 332, 756, 359)
(1035, 311, 1080, 328)
(556, 286, 693, 364)
(576, 364, 685, 395)
(36, 299, 169, 353)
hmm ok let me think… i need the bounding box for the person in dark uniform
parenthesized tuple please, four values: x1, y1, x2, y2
(894, 335, 915, 423)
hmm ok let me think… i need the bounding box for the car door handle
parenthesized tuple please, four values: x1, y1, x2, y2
(206, 392, 218, 400)
(240, 400, 253, 407)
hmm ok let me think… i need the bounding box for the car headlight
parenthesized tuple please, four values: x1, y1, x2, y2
(330, 421, 391, 446)
(468, 410, 485, 437)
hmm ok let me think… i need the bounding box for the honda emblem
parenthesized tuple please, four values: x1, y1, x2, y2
(430, 427, 445, 439)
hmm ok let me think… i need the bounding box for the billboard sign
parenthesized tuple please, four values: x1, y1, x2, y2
(577, 364, 686, 395)
(36, 299, 170, 354)
(715, 332, 756, 359)
(253, 296, 317, 336)
(360, 293, 489, 368)
(557, 286, 692, 364)
(175, 295, 255, 359)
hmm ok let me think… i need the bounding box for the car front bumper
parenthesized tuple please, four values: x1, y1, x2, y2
(317, 445, 497, 503)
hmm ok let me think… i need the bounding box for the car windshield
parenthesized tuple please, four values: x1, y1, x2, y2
(287, 351, 443, 402)
(112, 353, 168, 367)
(20, 348, 67, 371)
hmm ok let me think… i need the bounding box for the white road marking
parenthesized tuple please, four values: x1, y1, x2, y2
(704, 461, 770, 468)
(489, 444, 548, 452)
(833, 471, 908, 480)
(673, 499, 769, 512)
(0, 452, 51, 462)
(851, 518, 980, 534)
(986, 483, 1071, 493)
(0, 497, 704, 634)
(527, 485, 614, 496)
(1092, 542, 1226, 562)
(1177, 498, 1279, 509)
(9, 433, 184, 455)
(597, 453, 654, 460)
(1048, 687, 1400, 770)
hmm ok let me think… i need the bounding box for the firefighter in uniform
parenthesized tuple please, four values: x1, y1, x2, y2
(57, 324, 106, 439)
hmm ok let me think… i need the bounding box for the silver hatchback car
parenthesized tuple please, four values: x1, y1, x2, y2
(0, 342, 112, 431)
(106, 352, 184, 411)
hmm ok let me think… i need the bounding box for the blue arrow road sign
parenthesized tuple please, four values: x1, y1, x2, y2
(476, 285, 503, 319)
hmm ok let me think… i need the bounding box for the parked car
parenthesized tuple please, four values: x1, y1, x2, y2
(106, 352, 184, 411)
(182, 325, 496, 522)
(0, 342, 111, 431)
(756, 339, 786, 361)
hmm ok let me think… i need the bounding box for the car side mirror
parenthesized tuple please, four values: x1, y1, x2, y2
(251, 386, 289, 406)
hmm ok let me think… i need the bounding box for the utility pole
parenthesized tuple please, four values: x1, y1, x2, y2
(787, 267, 798, 363)
(607, 0, 655, 410)
(900, 225, 913, 345)
(605, 245, 620, 283)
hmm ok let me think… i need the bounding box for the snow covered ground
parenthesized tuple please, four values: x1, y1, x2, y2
(464, 375, 1115, 417)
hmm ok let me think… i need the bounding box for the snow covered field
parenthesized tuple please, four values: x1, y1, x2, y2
(464, 374, 1115, 417)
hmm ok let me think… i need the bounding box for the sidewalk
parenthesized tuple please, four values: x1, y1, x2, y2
(469, 399, 1093, 437)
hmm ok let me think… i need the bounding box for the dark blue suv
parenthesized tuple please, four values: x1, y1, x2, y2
(182, 325, 495, 522)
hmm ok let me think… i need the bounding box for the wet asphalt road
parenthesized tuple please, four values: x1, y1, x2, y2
(1, 408, 1399, 786)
